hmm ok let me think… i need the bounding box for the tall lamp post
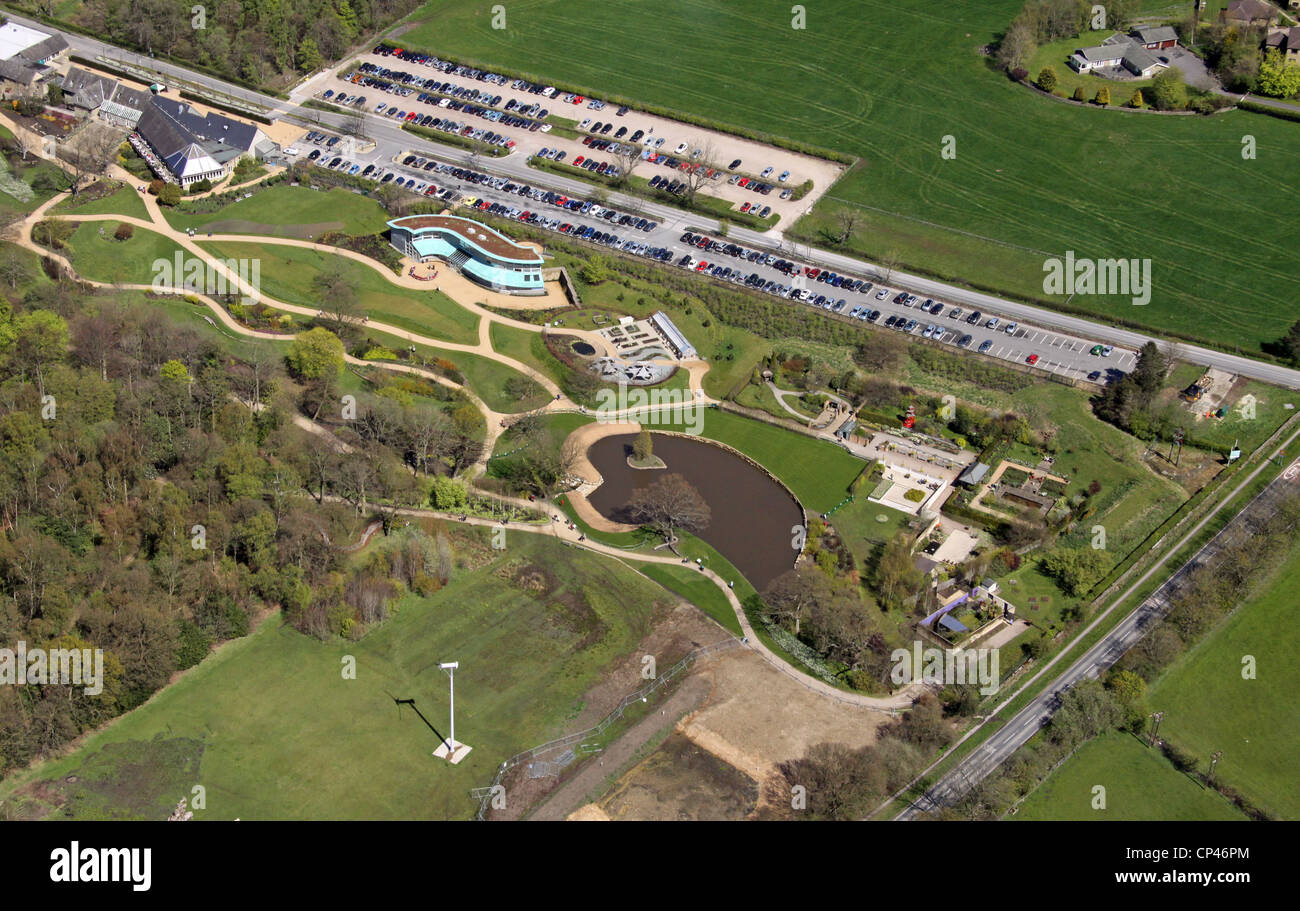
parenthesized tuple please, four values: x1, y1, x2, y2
(434, 661, 472, 763)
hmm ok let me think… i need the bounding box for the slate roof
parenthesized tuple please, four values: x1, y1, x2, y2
(60, 66, 118, 110)
(1134, 26, 1179, 44)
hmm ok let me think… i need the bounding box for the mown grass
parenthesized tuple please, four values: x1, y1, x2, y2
(1013, 731, 1245, 820)
(1145, 536, 1300, 819)
(163, 185, 393, 236)
(198, 240, 480, 345)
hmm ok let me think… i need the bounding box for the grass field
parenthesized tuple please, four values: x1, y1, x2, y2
(163, 186, 393, 237)
(362, 325, 551, 413)
(1144, 537, 1300, 819)
(1013, 731, 1245, 820)
(62, 221, 186, 284)
(404, 0, 1300, 356)
(199, 240, 480, 345)
(0, 529, 682, 820)
(51, 183, 150, 220)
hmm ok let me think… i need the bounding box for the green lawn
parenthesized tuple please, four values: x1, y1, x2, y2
(51, 182, 149, 220)
(0, 530, 681, 820)
(1014, 731, 1245, 820)
(1145, 538, 1300, 819)
(363, 325, 551, 413)
(489, 321, 569, 387)
(405, 0, 1300, 357)
(164, 185, 393, 237)
(61, 221, 186, 285)
(199, 240, 480, 345)
(637, 563, 742, 635)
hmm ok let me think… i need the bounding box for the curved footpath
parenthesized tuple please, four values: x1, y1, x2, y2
(10, 175, 919, 713)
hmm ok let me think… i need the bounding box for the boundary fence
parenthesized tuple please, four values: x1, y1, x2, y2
(469, 637, 741, 819)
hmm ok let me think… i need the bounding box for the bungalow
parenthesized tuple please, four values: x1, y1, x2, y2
(1068, 36, 1167, 77)
(1265, 26, 1300, 61)
(1223, 0, 1281, 27)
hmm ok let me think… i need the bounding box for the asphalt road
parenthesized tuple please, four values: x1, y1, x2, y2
(895, 435, 1300, 820)
(27, 11, 1300, 390)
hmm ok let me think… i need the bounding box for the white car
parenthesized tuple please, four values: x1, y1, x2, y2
(674, 142, 688, 155)
(1004, 322, 1018, 334)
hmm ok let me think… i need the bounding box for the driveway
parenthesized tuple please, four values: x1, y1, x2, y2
(1164, 46, 1218, 91)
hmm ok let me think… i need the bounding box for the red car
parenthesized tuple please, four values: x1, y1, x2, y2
(740, 202, 751, 213)
(1026, 354, 1039, 365)
(574, 156, 585, 166)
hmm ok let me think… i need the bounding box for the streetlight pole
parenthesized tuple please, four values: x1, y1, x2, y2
(439, 661, 458, 754)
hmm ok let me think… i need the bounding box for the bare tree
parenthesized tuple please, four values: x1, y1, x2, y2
(879, 248, 903, 284)
(681, 140, 718, 206)
(311, 258, 362, 331)
(610, 141, 644, 186)
(626, 473, 710, 545)
(763, 568, 832, 637)
(835, 208, 859, 245)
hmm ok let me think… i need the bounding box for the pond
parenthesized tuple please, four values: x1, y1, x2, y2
(571, 341, 596, 356)
(585, 433, 803, 591)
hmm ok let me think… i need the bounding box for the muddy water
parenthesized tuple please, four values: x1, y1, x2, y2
(585, 433, 802, 591)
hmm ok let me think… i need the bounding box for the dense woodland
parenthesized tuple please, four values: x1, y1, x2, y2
(0, 266, 482, 775)
(16, 0, 420, 89)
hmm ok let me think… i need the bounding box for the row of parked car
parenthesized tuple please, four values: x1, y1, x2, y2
(345, 61, 552, 138)
(374, 43, 626, 114)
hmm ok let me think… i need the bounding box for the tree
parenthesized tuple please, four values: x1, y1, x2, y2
(1256, 48, 1300, 98)
(10, 309, 68, 398)
(297, 36, 323, 73)
(0, 248, 30, 290)
(158, 183, 182, 206)
(114, 222, 134, 241)
(1094, 85, 1110, 106)
(834, 208, 859, 245)
(1071, 85, 1086, 102)
(1274, 318, 1300, 366)
(286, 327, 345, 380)
(625, 473, 710, 544)
(609, 140, 644, 185)
(1129, 88, 1144, 108)
(1149, 68, 1188, 110)
(429, 474, 468, 509)
(1041, 545, 1111, 597)
(311, 259, 361, 331)
(762, 568, 831, 636)
(1037, 66, 1058, 93)
(680, 140, 717, 205)
(1047, 678, 1123, 747)
(633, 428, 653, 462)
(996, 19, 1037, 72)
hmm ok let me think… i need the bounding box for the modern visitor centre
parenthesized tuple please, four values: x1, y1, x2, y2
(387, 215, 546, 295)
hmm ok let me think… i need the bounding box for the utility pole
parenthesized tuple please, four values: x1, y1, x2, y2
(1149, 710, 1165, 747)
